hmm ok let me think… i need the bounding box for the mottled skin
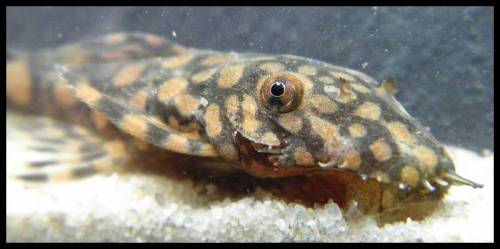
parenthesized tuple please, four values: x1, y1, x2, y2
(6, 32, 481, 217)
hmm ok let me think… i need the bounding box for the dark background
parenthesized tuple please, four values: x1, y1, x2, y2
(6, 6, 493, 153)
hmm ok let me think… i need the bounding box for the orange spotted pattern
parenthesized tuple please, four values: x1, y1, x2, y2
(6, 32, 482, 219)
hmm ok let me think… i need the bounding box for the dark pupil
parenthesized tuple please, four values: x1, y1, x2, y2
(270, 81, 285, 97)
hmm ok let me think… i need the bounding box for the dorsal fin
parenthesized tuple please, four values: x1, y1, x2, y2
(42, 32, 188, 68)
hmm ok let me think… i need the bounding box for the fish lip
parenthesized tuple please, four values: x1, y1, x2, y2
(233, 131, 282, 159)
(233, 131, 323, 177)
(232, 129, 285, 153)
(233, 131, 336, 168)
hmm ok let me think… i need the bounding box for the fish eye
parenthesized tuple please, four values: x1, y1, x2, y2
(259, 72, 304, 113)
(270, 81, 285, 97)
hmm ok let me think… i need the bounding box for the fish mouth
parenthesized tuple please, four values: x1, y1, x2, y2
(233, 131, 483, 190)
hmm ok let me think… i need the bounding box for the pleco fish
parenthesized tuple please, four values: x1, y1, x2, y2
(6, 32, 482, 223)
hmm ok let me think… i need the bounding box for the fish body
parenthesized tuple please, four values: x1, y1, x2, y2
(6, 32, 481, 220)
